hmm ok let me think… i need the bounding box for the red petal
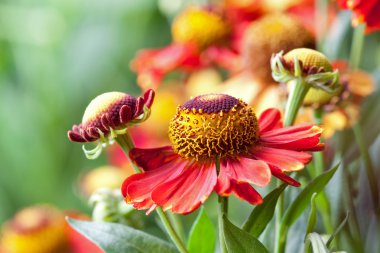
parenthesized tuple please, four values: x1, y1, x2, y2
(129, 147, 179, 171)
(121, 158, 189, 211)
(119, 105, 132, 124)
(258, 108, 283, 134)
(67, 130, 87, 142)
(143, 89, 155, 108)
(260, 125, 323, 151)
(230, 181, 263, 205)
(151, 162, 217, 214)
(251, 146, 312, 172)
(269, 165, 300, 187)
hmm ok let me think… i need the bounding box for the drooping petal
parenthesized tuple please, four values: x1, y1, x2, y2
(260, 124, 323, 151)
(258, 108, 283, 133)
(230, 181, 263, 205)
(129, 147, 179, 171)
(269, 165, 300, 187)
(251, 146, 312, 172)
(151, 162, 217, 214)
(121, 158, 189, 211)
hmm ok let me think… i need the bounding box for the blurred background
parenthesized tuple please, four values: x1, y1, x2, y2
(0, 0, 380, 252)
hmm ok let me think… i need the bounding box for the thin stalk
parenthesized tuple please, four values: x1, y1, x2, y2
(156, 207, 188, 253)
(349, 23, 366, 70)
(116, 133, 187, 253)
(216, 157, 228, 253)
(283, 78, 310, 127)
(274, 180, 285, 253)
(352, 124, 379, 212)
(168, 213, 186, 242)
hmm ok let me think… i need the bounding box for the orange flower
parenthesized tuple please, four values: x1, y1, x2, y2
(122, 94, 323, 214)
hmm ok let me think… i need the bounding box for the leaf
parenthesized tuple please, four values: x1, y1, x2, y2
(305, 193, 318, 237)
(242, 184, 287, 237)
(223, 215, 269, 253)
(187, 208, 216, 253)
(281, 164, 339, 228)
(304, 233, 330, 253)
(67, 218, 178, 253)
(326, 212, 349, 249)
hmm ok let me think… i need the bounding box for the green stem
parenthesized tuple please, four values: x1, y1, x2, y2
(116, 132, 187, 253)
(156, 207, 189, 253)
(216, 157, 228, 253)
(115, 133, 141, 173)
(274, 181, 285, 253)
(352, 124, 379, 212)
(168, 213, 186, 242)
(283, 78, 310, 127)
(349, 23, 366, 70)
(312, 109, 324, 177)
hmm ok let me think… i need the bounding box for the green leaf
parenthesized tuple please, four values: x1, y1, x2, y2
(326, 212, 349, 249)
(223, 215, 269, 253)
(67, 218, 178, 253)
(281, 164, 339, 228)
(305, 193, 318, 237)
(187, 208, 216, 253)
(304, 233, 330, 253)
(242, 184, 287, 237)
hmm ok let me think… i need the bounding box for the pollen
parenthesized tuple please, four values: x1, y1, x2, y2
(172, 7, 230, 50)
(242, 14, 315, 82)
(169, 94, 259, 160)
(82, 92, 137, 130)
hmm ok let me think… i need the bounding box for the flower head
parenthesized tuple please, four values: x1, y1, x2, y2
(122, 94, 323, 214)
(242, 14, 315, 82)
(0, 205, 67, 253)
(172, 7, 231, 50)
(68, 90, 154, 159)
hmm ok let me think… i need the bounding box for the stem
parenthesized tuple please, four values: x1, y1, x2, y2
(116, 133, 187, 252)
(283, 78, 310, 127)
(349, 23, 366, 70)
(352, 123, 379, 212)
(115, 133, 141, 173)
(312, 109, 324, 177)
(168, 213, 186, 242)
(274, 180, 285, 253)
(216, 157, 228, 253)
(156, 208, 189, 253)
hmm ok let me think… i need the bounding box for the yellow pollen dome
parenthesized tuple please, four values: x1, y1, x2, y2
(82, 92, 136, 129)
(0, 205, 67, 253)
(169, 94, 259, 160)
(284, 48, 340, 107)
(242, 14, 315, 82)
(172, 7, 230, 50)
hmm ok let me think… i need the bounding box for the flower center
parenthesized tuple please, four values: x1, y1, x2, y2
(168, 94, 259, 160)
(82, 92, 136, 130)
(172, 8, 230, 50)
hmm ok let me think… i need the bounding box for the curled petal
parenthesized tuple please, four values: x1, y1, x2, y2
(119, 105, 132, 124)
(258, 108, 283, 133)
(67, 130, 87, 142)
(151, 162, 217, 214)
(143, 89, 155, 109)
(269, 165, 300, 187)
(133, 98, 144, 118)
(129, 147, 179, 171)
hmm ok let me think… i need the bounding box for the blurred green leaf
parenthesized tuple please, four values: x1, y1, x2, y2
(223, 215, 269, 253)
(242, 184, 286, 237)
(67, 218, 177, 253)
(187, 208, 215, 253)
(305, 193, 318, 238)
(281, 164, 339, 228)
(326, 212, 349, 249)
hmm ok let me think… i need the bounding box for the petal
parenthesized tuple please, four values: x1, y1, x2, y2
(258, 108, 283, 133)
(251, 146, 312, 172)
(121, 158, 188, 211)
(269, 165, 300, 187)
(260, 125, 323, 151)
(151, 162, 217, 214)
(230, 181, 263, 205)
(224, 157, 271, 187)
(129, 147, 179, 171)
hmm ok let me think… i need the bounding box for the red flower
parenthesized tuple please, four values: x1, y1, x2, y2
(338, 0, 380, 33)
(122, 94, 323, 214)
(131, 7, 241, 89)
